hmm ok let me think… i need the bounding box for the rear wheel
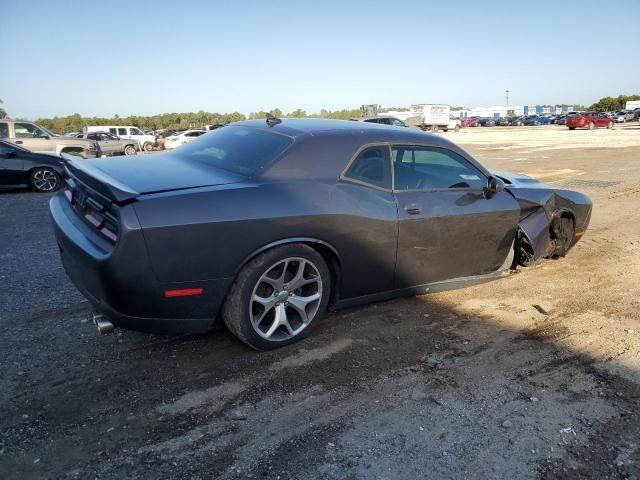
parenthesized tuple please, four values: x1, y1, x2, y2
(124, 144, 137, 155)
(607, 121, 613, 129)
(143, 142, 153, 152)
(568, 127, 576, 130)
(431, 125, 439, 133)
(29, 167, 60, 192)
(222, 244, 331, 350)
(588, 122, 595, 130)
(454, 124, 460, 132)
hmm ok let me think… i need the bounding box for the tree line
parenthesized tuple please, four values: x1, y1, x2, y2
(31, 106, 410, 134)
(3, 94, 636, 134)
(588, 94, 640, 112)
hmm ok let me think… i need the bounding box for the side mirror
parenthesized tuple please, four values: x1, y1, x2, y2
(485, 175, 506, 198)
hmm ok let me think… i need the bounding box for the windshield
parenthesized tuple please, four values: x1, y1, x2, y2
(176, 126, 293, 177)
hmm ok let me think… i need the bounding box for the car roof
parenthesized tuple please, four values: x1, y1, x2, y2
(233, 119, 489, 181)
(232, 118, 446, 143)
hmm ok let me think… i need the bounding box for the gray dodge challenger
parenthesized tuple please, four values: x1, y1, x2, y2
(50, 118, 591, 350)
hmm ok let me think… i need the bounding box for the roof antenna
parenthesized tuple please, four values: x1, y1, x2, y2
(266, 113, 282, 127)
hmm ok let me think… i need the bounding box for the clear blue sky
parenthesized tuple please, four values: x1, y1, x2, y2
(1, 0, 638, 119)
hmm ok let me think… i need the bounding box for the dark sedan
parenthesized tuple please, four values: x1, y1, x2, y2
(50, 119, 592, 350)
(0, 140, 64, 192)
(479, 118, 496, 127)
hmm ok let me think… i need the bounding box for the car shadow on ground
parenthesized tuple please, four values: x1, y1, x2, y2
(1, 291, 638, 480)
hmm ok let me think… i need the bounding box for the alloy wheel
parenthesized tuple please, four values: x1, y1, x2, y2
(249, 257, 322, 341)
(32, 169, 59, 192)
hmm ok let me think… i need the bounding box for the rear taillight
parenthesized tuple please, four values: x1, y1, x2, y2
(66, 177, 119, 244)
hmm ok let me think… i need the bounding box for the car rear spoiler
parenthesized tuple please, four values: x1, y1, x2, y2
(61, 154, 139, 203)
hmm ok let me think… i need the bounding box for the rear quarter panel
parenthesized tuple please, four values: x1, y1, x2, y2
(133, 181, 399, 300)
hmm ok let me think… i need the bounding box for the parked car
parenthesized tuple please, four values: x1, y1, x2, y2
(76, 132, 139, 156)
(0, 139, 64, 192)
(85, 126, 157, 152)
(479, 118, 496, 127)
(495, 117, 512, 126)
(461, 117, 480, 128)
(524, 116, 551, 126)
(556, 115, 567, 125)
(51, 118, 592, 350)
(566, 112, 614, 130)
(0, 119, 99, 158)
(620, 110, 636, 121)
(510, 116, 525, 126)
(164, 129, 208, 150)
(609, 111, 626, 123)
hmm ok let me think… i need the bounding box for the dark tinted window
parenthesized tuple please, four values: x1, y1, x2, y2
(0, 123, 8, 138)
(109, 128, 117, 135)
(343, 146, 392, 189)
(178, 126, 293, 177)
(118, 128, 127, 135)
(392, 146, 486, 190)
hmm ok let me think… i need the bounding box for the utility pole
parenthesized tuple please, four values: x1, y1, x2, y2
(505, 89, 510, 107)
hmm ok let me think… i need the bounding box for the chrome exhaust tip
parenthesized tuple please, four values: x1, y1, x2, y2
(91, 312, 114, 335)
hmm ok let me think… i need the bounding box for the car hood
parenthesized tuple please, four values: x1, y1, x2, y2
(63, 152, 245, 202)
(492, 170, 549, 189)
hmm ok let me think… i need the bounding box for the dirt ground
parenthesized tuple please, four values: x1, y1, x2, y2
(1, 124, 639, 479)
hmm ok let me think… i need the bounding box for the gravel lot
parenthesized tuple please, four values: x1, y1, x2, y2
(1, 124, 639, 479)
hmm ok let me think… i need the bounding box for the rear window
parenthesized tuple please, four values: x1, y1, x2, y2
(177, 126, 293, 177)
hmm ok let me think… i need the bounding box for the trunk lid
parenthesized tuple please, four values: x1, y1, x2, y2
(63, 152, 245, 202)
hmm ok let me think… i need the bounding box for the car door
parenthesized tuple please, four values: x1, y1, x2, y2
(391, 145, 521, 288)
(11, 122, 53, 154)
(0, 142, 25, 185)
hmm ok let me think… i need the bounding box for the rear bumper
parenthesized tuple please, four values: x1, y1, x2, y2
(50, 192, 229, 334)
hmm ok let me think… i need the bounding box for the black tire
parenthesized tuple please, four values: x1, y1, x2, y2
(568, 127, 576, 130)
(222, 244, 331, 350)
(124, 144, 137, 155)
(29, 167, 60, 192)
(143, 142, 153, 152)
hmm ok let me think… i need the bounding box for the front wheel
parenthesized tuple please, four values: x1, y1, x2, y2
(223, 244, 330, 350)
(29, 167, 60, 192)
(607, 121, 613, 129)
(454, 124, 461, 132)
(588, 122, 595, 130)
(143, 142, 153, 152)
(431, 125, 439, 133)
(568, 127, 576, 130)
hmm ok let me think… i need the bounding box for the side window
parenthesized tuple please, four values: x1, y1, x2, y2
(130, 128, 143, 135)
(0, 143, 14, 155)
(343, 146, 392, 190)
(87, 133, 100, 140)
(14, 122, 40, 138)
(391, 119, 405, 127)
(118, 128, 127, 136)
(392, 146, 486, 191)
(0, 123, 8, 138)
(109, 128, 117, 135)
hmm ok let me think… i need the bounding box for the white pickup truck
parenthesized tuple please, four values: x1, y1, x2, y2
(85, 126, 157, 152)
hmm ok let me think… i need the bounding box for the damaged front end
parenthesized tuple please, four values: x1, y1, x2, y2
(493, 171, 593, 269)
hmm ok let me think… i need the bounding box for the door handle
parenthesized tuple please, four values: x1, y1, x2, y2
(404, 204, 422, 215)
(15, 140, 23, 144)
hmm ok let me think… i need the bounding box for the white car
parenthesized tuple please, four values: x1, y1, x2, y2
(163, 130, 207, 150)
